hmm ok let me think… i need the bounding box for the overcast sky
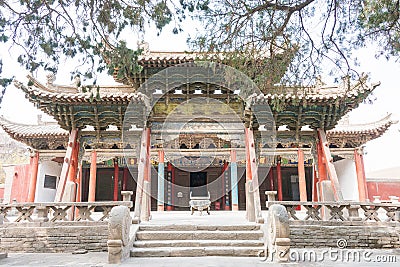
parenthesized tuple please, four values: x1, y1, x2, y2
(0, 25, 399, 174)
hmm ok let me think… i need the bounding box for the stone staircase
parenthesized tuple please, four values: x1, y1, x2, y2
(130, 224, 265, 257)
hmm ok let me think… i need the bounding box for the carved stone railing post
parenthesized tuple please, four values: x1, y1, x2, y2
(245, 181, 255, 222)
(107, 205, 132, 264)
(372, 196, 381, 203)
(121, 191, 133, 202)
(35, 206, 49, 222)
(389, 196, 399, 203)
(348, 205, 361, 221)
(260, 204, 290, 263)
(140, 181, 151, 222)
(265, 191, 277, 209)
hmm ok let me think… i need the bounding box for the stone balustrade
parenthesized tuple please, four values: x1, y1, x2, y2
(0, 201, 132, 223)
(267, 201, 400, 223)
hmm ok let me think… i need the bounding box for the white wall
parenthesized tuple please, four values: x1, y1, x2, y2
(333, 159, 359, 201)
(34, 161, 62, 202)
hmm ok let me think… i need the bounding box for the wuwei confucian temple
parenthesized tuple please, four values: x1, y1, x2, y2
(0, 49, 398, 223)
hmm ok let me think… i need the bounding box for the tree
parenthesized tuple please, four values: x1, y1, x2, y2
(0, 0, 399, 98)
(0, 0, 184, 93)
(186, 0, 400, 86)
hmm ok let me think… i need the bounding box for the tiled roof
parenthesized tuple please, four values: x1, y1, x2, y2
(328, 113, 397, 135)
(253, 82, 380, 103)
(138, 51, 198, 67)
(326, 113, 398, 147)
(14, 79, 147, 104)
(0, 116, 68, 138)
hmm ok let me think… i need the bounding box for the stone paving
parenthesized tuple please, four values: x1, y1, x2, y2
(1, 211, 400, 266)
(144, 210, 257, 225)
(1, 249, 399, 266)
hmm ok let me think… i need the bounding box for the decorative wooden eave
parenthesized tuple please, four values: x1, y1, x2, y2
(326, 113, 398, 147)
(27, 74, 137, 93)
(252, 76, 380, 130)
(0, 116, 68, 150)
(13, 79, 148, 131)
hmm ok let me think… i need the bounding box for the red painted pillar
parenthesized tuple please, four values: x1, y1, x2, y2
(354, 149, 367, 202)
(297, 149, 307, 202)
(276, 158, 283, 201)
(245, 129, 253, 181)
(75, 162, 82, 202)
(360, 153, 368, 200)
(316, 141, 327, 201)
(68, 142, 79, 183)
(88, 150, 97, 202)
(27, 151, 39, 202)
(317, 142, 327, 181)
(113, 159, 119, 201)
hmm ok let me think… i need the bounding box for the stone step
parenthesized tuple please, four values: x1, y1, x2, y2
(138, 224, 260, 232)
(133, 239, 264, 248)
(130, 246, 264, 257)
(136, 230, 264, 241)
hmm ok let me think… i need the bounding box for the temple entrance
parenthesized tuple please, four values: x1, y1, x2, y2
(190, 172, 207, 197)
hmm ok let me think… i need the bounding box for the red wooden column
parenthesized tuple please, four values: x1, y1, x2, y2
(88, 150, 97, 202)
(27, 151, 39, 202)
(113, 159, 119, 201)
(244, 127, 263, 222)
(75, 162, 82, 202)
(297, 148, 308, 202)
(55, 129, 78, 201)
(67, 142, 79, 183)
(276, 157, 283, 201)
(317, 129, 344, 201)
(354, 149, 368, 202)
(317, 142, 327, 181)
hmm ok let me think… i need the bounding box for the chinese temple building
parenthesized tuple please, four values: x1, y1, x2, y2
(0, 51, 397, 222)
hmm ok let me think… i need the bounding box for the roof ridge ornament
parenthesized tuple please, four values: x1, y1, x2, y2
(46, 72, 56, 88)
(138, 41, 150, 56)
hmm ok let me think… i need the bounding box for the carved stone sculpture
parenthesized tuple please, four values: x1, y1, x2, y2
(259, 204, 291, 262)
(107, 205, 131, 264)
